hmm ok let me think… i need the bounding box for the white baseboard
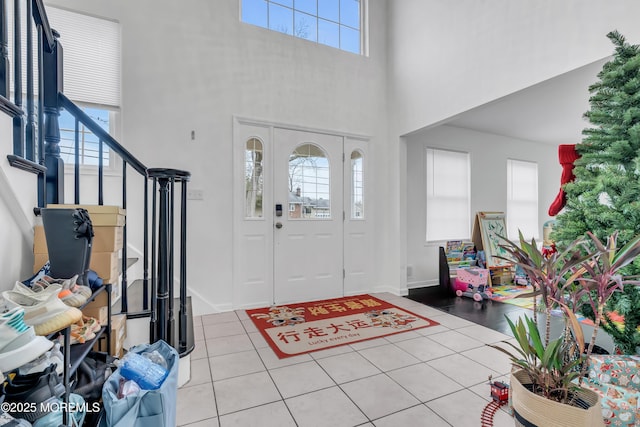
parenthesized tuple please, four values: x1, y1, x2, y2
(407, 279, 439, 289)
(188, 287, 233, 315)
(372, 284, 409, 296)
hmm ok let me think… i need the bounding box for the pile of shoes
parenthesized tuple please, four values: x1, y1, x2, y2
(1, 285, 82, 337)
(1, 366, 87, 426)
(68, 316, 102, 345)
(1, 273, 99, 337)
(0, 303, 89, 426)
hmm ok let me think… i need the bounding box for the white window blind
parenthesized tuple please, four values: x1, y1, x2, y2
(7, 6, 120, 108)
(426, 148, 470, 242)
(507, 159, 539, 240)
(46, 7, 121, 108)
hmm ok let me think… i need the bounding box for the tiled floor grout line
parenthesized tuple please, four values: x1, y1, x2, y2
(223, 312, 301, 424)
(184, 300, 517, 426)
(202, 334, 221, 421)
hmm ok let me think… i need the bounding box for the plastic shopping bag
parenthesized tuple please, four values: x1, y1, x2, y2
(101, 340, 178, 427)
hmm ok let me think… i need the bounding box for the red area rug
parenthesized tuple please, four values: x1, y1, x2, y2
(246, 294, 440, 358)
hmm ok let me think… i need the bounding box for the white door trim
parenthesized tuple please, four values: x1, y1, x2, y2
(233, 116, 372, 309)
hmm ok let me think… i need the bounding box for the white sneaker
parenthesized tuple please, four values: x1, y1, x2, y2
(55, 275, 91, 307)
(12, 281, 62, 300)
(2, 291, 82, 336)
(18, 342, 64, 376)
(0, 305, 53, 373)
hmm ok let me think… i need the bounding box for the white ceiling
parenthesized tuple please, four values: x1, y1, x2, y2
(444, 57, 610, 145)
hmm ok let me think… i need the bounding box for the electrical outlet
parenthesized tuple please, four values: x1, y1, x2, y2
(187, 189, 204, 200)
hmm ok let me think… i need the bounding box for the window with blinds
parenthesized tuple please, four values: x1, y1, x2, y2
(507, 159, 539, 240)
(425, 148, 471, 242)
(7, 6, 120, 166)
(46, 7, 121, 108)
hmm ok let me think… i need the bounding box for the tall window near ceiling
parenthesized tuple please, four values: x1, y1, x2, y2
(426, 148, 470, 242)
(507, 159, 538, 240)
(241, 0, 364, 54)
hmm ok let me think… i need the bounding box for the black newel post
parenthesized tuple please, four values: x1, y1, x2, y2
(0, 0, 10, 98)
(148, 168, 190, 349)
(41, 30, 63, 204)
(155, 175, 171, 343)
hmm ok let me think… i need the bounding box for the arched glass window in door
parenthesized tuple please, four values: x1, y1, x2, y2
(288, 143, 330, 219)
(351, 150, 364, 219)
(245, 138, 264, 218)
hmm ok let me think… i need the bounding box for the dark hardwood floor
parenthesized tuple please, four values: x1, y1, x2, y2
(406, 286, 615, 353)
(406, 286, 532, 337)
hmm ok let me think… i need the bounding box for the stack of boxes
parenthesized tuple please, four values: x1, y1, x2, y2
(33, 204, 127, 357)
(34, 204, 125, 293)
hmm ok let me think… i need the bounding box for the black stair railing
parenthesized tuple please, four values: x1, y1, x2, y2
(0, 0, 193, 356)
(147, 169, 190, 354)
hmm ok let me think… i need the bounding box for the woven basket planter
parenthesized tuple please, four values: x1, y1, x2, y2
(510, 369, 605, 427)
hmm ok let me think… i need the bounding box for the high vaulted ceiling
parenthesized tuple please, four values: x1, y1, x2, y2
(444, 58, 610, 145)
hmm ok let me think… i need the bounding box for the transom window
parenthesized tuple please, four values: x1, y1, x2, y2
(241, 0, 362, 54)
(288, 143, 330, 219)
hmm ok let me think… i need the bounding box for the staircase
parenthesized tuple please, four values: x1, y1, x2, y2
(0, 0, 194, 382)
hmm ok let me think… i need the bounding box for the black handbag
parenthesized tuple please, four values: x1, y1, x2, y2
(73, 351, 117, 401)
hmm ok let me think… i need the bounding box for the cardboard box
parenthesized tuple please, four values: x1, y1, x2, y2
(33, 226, 47, 254)
(46, 204, 126, 227)
(87, 284, 120, 309)
(94, 313, 127, 358)
(33, 253, 49, 273)
(111, 313, 127, 343)
(35, 224, 123, 253)
(33, 240, 120, 284)
(82, 304, 108, 326)
(93, 226, 124, 252)
(90, 251, 119, 283)
(94, 335, 125, 359)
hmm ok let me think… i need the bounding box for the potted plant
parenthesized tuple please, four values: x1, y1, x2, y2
(489, 231, 640, 427)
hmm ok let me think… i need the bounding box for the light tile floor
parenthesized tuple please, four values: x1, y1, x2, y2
(177, 293, 516, 426)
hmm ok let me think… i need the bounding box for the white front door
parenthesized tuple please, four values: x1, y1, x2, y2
(273, 128, 344, 304)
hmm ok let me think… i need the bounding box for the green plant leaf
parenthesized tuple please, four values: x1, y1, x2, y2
(525, 316, 545, 358)
(541, 338, 561, 368)
(558, 301, 585, 354)
(611, 233, 640, 270)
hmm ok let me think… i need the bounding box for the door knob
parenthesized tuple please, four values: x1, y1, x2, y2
(275, 222, 283, 229)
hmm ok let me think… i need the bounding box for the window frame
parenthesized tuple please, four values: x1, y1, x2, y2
(240, 0, 368, 55)
(288, 143, 331, 220)
(244, 137, 265, 219)
(350, 149, 364, 219)
(59, 103, 120, 174)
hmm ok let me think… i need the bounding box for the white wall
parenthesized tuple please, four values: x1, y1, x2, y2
(46, 0, 390, 313)
(388, 0, 640, 136)
(405, 125, 558, 287)
(0, 115, 40, 291)
(26, 1, 634, 312)
(389, 1, 640, 296)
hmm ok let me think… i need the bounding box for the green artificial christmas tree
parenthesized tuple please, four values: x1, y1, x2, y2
(554, 30, 640, 354)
